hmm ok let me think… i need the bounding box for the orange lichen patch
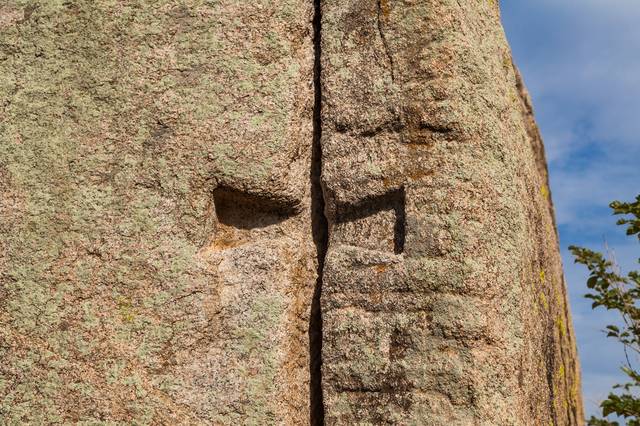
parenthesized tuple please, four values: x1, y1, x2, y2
(374, 264, 389, 274)
(211, 237, 244, 251)
(381, 172, 405, 188)
(380, 0, 391, 18)
(370, 292, 384, 304)
(405, 140, 435, 151)
(209, 225, 246, 251)
(407, 168, 434, 182)
(381, 167, 432, 189)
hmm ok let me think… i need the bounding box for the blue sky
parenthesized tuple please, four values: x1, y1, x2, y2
(501, 0, 640, 419)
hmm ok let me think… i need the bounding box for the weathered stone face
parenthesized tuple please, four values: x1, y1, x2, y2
(0, 1, 315, 424)
(320, 0, 582, 424)
(0, 0, 582, 425)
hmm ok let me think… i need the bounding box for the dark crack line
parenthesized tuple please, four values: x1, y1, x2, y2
(310, 0, 327, 424)
(377, 0, 395, 82)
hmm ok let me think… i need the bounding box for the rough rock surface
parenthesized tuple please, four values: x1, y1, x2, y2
(0, 1, 316, 424)
(320, 0, 583, 424)
(0, 0, 582, 425)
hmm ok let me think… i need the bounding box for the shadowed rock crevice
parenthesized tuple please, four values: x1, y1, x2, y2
(310, 0, 326, 423)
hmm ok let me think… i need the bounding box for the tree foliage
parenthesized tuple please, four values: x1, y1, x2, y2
(569, 195, 640, 425)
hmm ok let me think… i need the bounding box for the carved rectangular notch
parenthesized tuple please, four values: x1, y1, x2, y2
(209, 187, 300, 251)
(213, 187, 298, 230)
(334, 187, 405, 254)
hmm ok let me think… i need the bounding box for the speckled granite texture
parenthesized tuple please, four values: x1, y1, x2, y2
(320, 1, 582, 424)
(0, 1, 582, 424)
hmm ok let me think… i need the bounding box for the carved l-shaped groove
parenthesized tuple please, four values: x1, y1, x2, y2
(309, 0, 327, 424)
(334, 187, 406, 254)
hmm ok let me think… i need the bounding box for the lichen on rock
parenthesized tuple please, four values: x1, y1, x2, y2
(0, 0, 582, 424)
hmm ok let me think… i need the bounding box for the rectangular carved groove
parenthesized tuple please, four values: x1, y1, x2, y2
(213, 187, 297, 230)
(334, 187, 406, 254)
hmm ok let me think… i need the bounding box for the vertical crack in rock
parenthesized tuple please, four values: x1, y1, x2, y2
(376, 0, 395, 82)
(310, 0, 327, 424)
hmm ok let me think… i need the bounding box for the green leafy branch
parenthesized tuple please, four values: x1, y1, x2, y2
(570, 195, 640, 425)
